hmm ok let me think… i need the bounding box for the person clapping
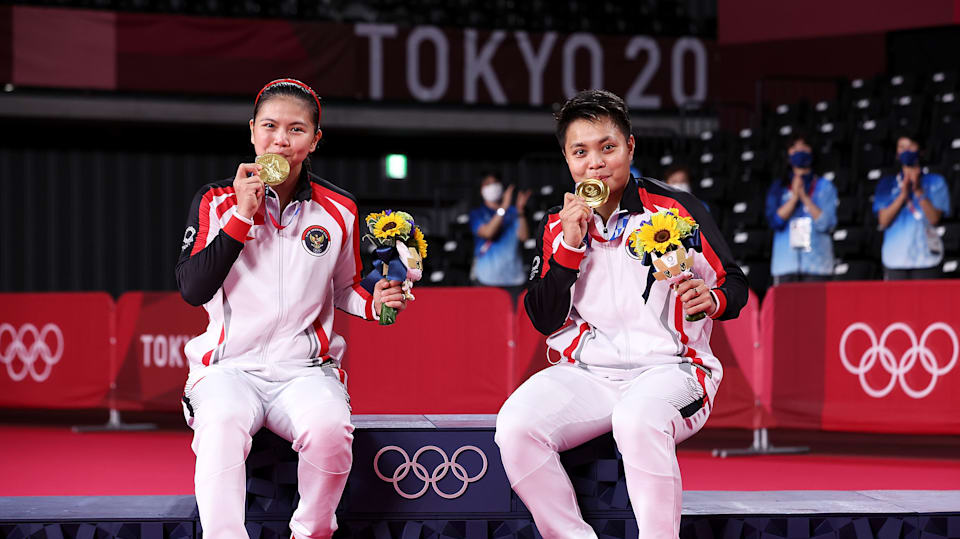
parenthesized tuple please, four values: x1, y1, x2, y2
(873, 133, 951, 280)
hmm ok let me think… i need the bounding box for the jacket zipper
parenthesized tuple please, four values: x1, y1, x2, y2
(258, 201, 286, 365)
(601, 214, 627, 363)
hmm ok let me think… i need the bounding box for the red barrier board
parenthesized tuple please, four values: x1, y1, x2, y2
(707, 291, 770, 429)
(0, 293, 113, 408)
(108, 288, 517, 415)
(767, 281, 960, 434)
(341, 287, 515, 414)
(114, 292, 206, 412)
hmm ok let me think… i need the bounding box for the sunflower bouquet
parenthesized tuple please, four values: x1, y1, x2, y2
(628, 208, 705, 321)
(360, 210, 428, 325)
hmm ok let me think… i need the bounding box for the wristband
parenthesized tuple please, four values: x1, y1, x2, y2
(496, 207, 506, 217)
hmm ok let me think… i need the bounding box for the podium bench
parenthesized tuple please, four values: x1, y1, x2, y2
(2, 414, 959, 538)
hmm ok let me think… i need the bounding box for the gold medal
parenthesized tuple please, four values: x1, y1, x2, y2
(575, 178, 609, 208)
(255, 153, 290, 186)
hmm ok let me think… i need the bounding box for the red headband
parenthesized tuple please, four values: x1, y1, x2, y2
(254, 78, 322, 126)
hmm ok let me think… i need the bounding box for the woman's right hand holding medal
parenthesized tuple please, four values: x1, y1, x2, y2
(560, 192, 591, 247)
(234, 163, 265, 219)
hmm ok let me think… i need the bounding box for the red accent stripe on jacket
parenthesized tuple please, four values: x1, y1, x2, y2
(191, 187, 235, 257)
(201, 326, 226, 366)
(312, 184, 364, 283)
(674, 295, 709, 405)
(215, 196, 237, 219)
(312, 319, 330, 357)
(540, 214, 562, 277)
(563, 323, 590, 363)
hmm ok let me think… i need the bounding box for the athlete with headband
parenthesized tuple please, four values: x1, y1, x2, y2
(495, 90, 748, 538)
(175, 78, 407, 538)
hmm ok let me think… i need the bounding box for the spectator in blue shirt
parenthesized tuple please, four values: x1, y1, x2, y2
(765, 132, 838, 285)
(469, 171, 531, 294)
(873, 134, 951, 280)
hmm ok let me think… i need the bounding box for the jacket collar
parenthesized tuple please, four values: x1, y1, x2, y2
(620, 176, 646, 213)
(265, 169, 314, 202)
(294, 170, 314, 201)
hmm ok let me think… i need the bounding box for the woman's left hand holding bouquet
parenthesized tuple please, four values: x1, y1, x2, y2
(373, 279, 407, 318)
(675, 278, 715, 319)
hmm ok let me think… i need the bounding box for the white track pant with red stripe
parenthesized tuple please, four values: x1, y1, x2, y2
(495, 362, 715, 539)
(183, 364, 353, 539)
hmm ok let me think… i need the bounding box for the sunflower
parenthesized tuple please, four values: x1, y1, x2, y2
(662, 207, 697, 237)
(411, 227, 428, 259)
(365, 211, 385, 229)
(372, 213, 411, 240)
(637, 212, 682, 254)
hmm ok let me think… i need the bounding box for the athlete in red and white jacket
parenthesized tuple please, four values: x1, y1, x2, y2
(526, 174, 744, 396)
(495, 90, 747, 539)
(176, 79, 405, 539)
(177, 171, 375, 375)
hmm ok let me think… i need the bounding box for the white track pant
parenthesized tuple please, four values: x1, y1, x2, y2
(183, 365, 354, 539)
(495, 363, 715, 539)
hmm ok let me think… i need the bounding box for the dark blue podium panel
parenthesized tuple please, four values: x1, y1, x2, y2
(0, 495, 197, 539)
(348, 429, 511, 515)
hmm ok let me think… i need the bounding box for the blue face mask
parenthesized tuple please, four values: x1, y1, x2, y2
(899, 150, 919, 167)
(788, 151, 812, 168)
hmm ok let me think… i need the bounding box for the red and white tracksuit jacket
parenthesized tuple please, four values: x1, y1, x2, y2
(175, 172, 375, 380)
(525, 177, 749, 406)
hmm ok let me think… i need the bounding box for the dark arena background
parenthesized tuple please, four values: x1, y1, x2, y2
(1, 1, 960, 538)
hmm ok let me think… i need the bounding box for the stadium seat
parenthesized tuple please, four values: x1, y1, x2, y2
(889, 95, 926, 134)
(845, 77, 878, 104)
(425, 266, 471, 286)
(737, 259, 771, 293)
(832, 227, 873, 259)
(697, 149, 729, 173)
(856, 117, 890, 143)
(697, 129, 729, 153)
(939, 138, 960, 173)
(852, 97, 885, 121)
(771, 102, 804, 128)
(811, 99, 840, 125)
(730, 228, 771, 260)
(856, 141, 887, 170)
(937, 221, 960, 254)
(820, 168, 852, 196)
(833, 259, 878, 280)
(726, 196, 766, 230)
(813, 143, 843, 170)
(942, 257, 960, 277)
(836, 196, 863, 226)
(884, 73, 919, 98)
(815, 120, 850, 147)
(695, 173, 727, 202)
(737, 144, 767, 173)
(929, 71, 959, 96)
(441, 237, 473, 269)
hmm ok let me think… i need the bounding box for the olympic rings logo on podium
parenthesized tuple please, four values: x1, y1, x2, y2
(373, 445, 488, 499)
(0, 323, 64, 382)
(839, 322, 958, 399)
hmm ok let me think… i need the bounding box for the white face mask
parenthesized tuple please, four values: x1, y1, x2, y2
(673, 182, 691, 192)
(481, 182, 503, 203)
